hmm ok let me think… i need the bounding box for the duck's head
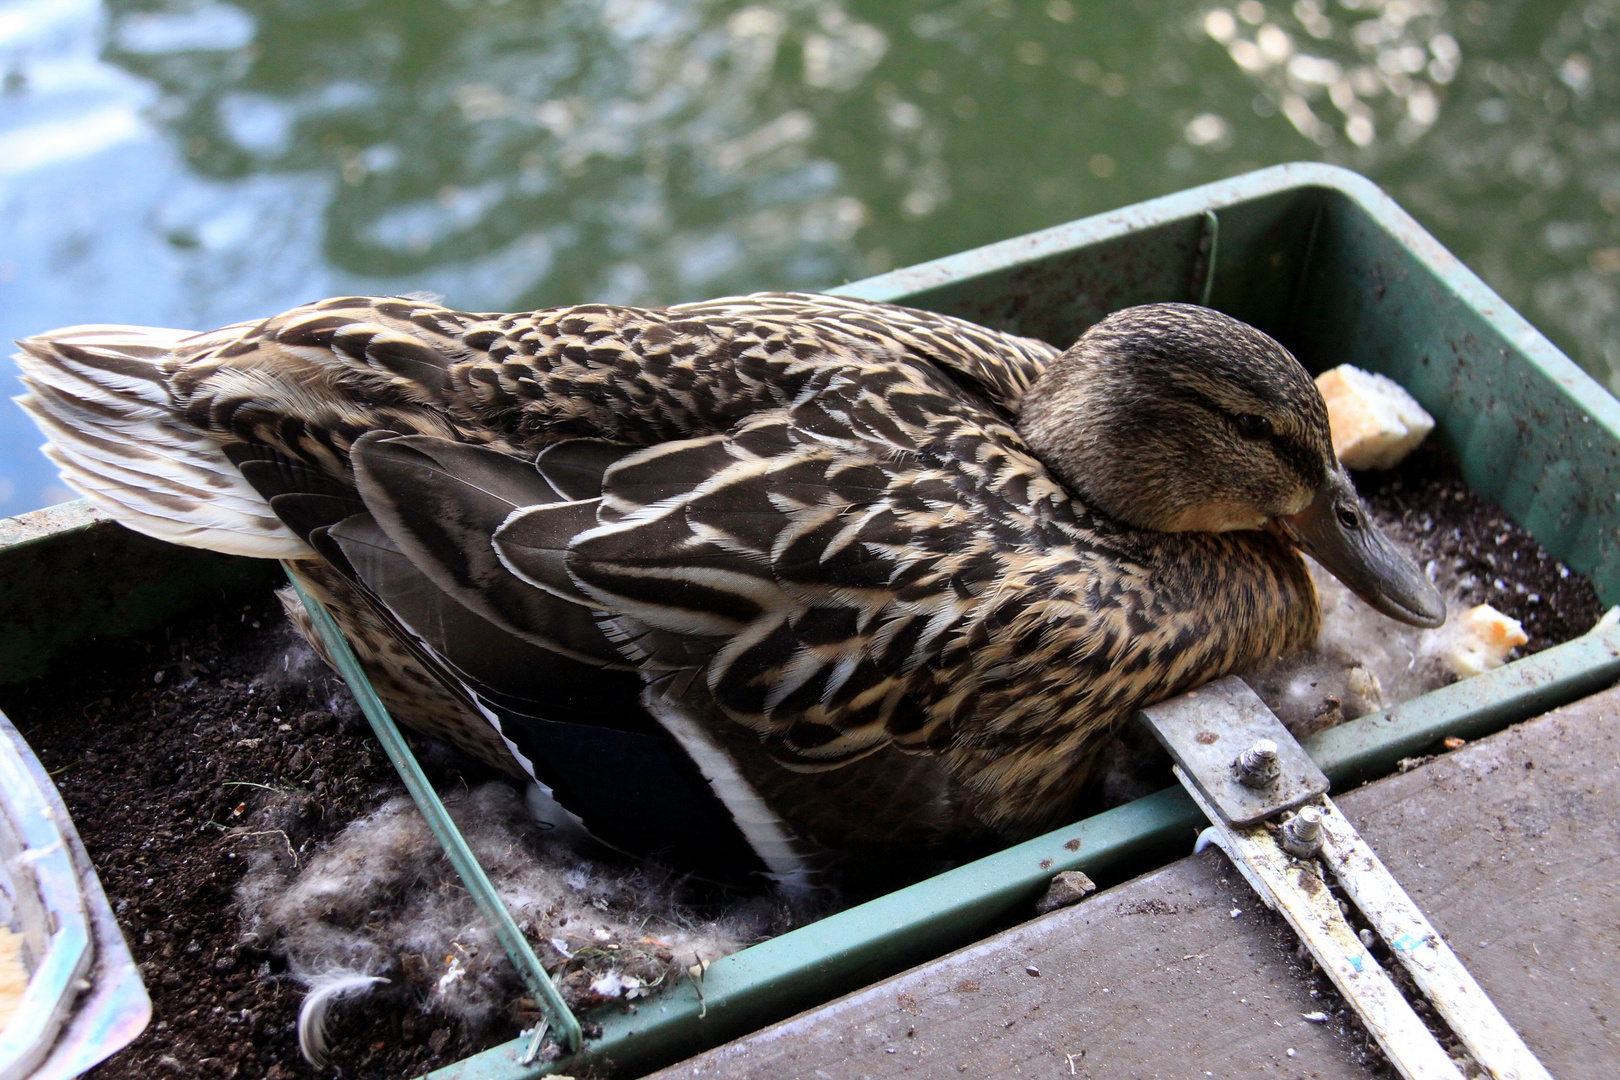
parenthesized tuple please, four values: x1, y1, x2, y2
(1017, 302, 1446, 629)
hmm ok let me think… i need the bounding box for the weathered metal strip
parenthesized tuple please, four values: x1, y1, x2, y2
(1316, 799, 1554, 1080)
(1156, 680, 1556, 1080)
(1139, 677, 1329, 826)
(1185, 782, 1467, 1080)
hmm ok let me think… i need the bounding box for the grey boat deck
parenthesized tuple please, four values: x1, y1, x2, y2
(647, 686, 1620, 1079)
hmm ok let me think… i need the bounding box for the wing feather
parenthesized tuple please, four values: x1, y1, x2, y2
(351, 432, 625, 666)
(555, 402, 1035, 771)
(491, 499, 603, 604)
(325, 513, 637, 719)
(535, 438, 638, 500)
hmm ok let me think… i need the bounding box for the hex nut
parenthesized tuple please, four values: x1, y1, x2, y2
(1234, 738, 1281, 788)
(1281, 806, 1324, 859)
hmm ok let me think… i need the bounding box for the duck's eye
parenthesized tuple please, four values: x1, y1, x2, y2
(1336, 504, 1361, 530)
(1235, 414, 1272, 439)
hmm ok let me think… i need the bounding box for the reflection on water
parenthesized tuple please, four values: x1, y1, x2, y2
(1201, 0, 1456, 148)
(120, 0, 889, 300)
(1, 0, 1618, 512)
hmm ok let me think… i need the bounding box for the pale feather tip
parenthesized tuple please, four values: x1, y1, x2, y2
(297, 972, 390, 1067)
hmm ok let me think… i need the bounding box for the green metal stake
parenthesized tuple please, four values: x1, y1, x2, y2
(282, 567, 584, 1056)
(1198, 209, 1220, 307)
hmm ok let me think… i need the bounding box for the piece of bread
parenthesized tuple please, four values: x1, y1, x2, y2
(1443, 603, 1528, 678)
(1315, 364, 1436, 470)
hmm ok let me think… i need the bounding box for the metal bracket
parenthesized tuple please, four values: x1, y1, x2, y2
(1140, 678, 1553, 1080)
(1139, 677, 1328, 825)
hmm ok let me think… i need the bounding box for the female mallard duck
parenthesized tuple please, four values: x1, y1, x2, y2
(13, 293, 1443, 892)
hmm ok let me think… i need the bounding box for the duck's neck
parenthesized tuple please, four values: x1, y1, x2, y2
(941, 527, 1320, 839)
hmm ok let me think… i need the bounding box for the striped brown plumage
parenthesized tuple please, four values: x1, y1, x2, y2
(14, 292, 1323, 891)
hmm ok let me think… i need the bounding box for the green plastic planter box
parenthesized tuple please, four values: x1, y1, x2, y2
(3, 163, 1618, 1079)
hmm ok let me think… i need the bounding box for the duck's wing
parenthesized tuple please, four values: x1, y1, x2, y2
(359, 369, 1090, 871)
(238, 432, 777, 883)
(557, 401, 1079, 766)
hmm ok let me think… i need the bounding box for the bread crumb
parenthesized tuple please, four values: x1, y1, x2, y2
(1316, 365, 1435, 470)
(1443, 603, 1528, 677)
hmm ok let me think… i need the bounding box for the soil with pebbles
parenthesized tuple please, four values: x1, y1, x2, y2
(0, 443, 1605, 1080)
(0, 594, 514, 1080)
(1355, 440, 1605, 655)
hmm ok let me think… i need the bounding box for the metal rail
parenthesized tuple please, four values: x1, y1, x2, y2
(1316, 798, 1553, 1080)
(1184, 780, 1466, 1080)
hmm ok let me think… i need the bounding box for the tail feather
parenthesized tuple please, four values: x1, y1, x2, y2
(12, 324, 308, 558)
(14, 325, 184, 408)
(21, 382, 266, 517)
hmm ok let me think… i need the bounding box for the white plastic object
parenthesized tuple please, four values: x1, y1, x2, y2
(0, 713, 149, 1080)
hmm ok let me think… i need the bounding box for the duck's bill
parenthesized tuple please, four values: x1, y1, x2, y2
(1276, 472, 1447, 629)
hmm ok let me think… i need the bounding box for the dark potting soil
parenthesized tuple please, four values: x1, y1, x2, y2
(0, 441, 1606, 1080)
(0, 594, 519, 1080)
(1355, 440, 1606, 655)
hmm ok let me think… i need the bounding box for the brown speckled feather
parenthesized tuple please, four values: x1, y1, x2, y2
(14, 292, 1320, 882)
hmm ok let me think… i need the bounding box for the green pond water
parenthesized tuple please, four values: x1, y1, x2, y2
(1, 0, 1616, 513)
